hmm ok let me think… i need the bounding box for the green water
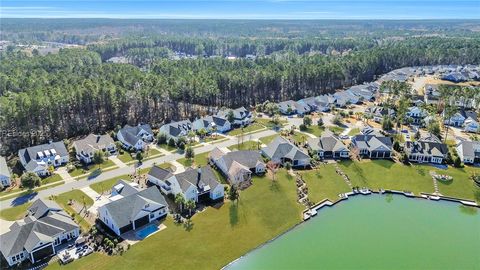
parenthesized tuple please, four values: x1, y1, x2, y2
(227, 195, 480, 270)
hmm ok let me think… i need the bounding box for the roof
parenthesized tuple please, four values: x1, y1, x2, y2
(160, 120, 192, 138)
(193, 115, 228, 130)
(112, 180, 140, 197)
(405, 140, 448, 157)
(262, 136, 310, 161)
(73, 133, 115, 154)
(307, 130, 348, 152)
(221, 150, 264, 170)
(173, 166, 221, 194)
(148, 166, 173, 181)
(18, 141, 69, 171)
(0, 200, 78, 258)
(28, 198, 63, 219)
(365, 106, 395, 118)
(458, 140, 480, 158)
(118, 124, 153, 146)
(217, 107, 250, 120)
(352, 134, 393, 152)
(0, 156, 10, 178)
(103, 186, 167, 229)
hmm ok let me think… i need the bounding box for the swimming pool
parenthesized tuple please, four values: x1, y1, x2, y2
(136, 224, 159, 239)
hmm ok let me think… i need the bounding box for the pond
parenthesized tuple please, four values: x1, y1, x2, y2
(227, 195, 480, 270)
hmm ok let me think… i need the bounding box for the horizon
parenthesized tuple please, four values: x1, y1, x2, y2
(1, 0, 479, 20)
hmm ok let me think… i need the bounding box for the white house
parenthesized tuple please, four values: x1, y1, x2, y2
(192, 115, 231, 133)
(0, 156, 11, 187)
(117, 124, 154, 151)
(464, 118, 479, 133)
(18, 141, 69, 176)
(306, 130, 350, 160)
(456, 140, 480, 164)
(157, 166, 224, 203)
(261, 136, 311, 168)
(406, 106, 428, 125)
(404, 136, 448, 164)
(208, 147, 265, 187)
(98, 182, 168, 236)
(0, 199, 79, 267)
(158, 120, 192, 142)
(73, 134, 116, 164)
(217, 107, 252, 127)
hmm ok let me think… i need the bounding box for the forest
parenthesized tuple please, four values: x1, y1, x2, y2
(1, 20, 480, 154)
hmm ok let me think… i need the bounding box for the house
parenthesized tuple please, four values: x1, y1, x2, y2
(347, 85, 376, 102)
(98, 182, 168, 236)
(297, 97, 319, 111)
(442, 72, 468, 83)
(117, 124, 154, 151)
(333, 91, 360, 107)
(158, 120, 192, 142)
(18, 141, 69, 176)
(444, 110, 477, 128)
(404, 137, 448, 164)
(192, 115, 231, 134)
(424, 84, 441, 105)
(278, 100, 311, 116)
(406, 106, 428, 126)
(156, 166, 224, 203)
(0, 156, 11, 187)
(315, 95, 335, 112)
(456, 140, 480, 164)
(464, 117, 479, 133)
(217, 107, 252, 126)
(0, 199, 79, 267)
(208, 147, 266, 187)
(147, 165, 173, 189)
(350, 134, 393, 159)
(261, 136, 310, 168)
(73, 134, 116, 164)
(306, 130, 350, 160)
(365, 106, 395, 123)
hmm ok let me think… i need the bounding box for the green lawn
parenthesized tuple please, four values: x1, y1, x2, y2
(54, 190, 94, 232)
(143, 149, 164, 161)
(117, 152, 135, 163)
(259, 134, 279, 145)
(337, 160, 435, 194)
(47, 170, 303, 270)
(158, 143, 177, 152)
(202, 134, 227, 143)
(299, 165, 352, 203)
(255, 118, 287, 128)
(0, 174, 62, 196)
(327, 126, 345, 135)
(176, 152, 210, 167)
(435, 166, 480, 202)
(291, 132, 309, 145)
(89, 175, 132, 194)
(302, 125, 325, 137)
(228, 140, 261, 151)
(69, 160, 117, 177)
(348, 128, 360, 136)
(228, 123, 265, 136)
(0, 202, 32, 221)
(0, 181, 65, 201)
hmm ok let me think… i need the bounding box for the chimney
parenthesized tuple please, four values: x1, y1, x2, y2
(197, 167, 202, 187)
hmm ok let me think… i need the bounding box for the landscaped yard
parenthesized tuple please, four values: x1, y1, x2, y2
(0, 202, 32, 221)
(302, 125, 324, 137)
(259, 134, 279, 145)
(117, 152, 135, 163)
(143, 148, 164, 161)
(90, 175, 132, 194)
(54, 190, 94, 232)
(291, 132, 309, 145)
(201, 134, 228, 143)
(69, 160, 117, 177)
(435, 166, 480, 202)
(228, 123, 265, 136)
(176, 152, 210, 167)
(158, 143, 177, 152)
(348, 128, 360, 136)
(327, 126, 345, 135)
(228, 140, 261, 151)
(0, 181, 65, 201)
(47, 170, 303, 270)
(0, 173, 62, 197)
(337, 160, 435, 194)
(299, 165, 352, 203)
(255, 118, 287, 128)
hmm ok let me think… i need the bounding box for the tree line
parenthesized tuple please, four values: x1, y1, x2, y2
(1, 37, 480, 154)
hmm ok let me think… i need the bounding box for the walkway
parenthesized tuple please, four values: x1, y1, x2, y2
(80, 186, 110, 216)
(429, 171, 441, 195)
(0, 129, 278, 209)
(57, 168, 75, 183)
(170, 161, 186, 173)
(109, 156, 127, 168)
(333, 162, 353, 188)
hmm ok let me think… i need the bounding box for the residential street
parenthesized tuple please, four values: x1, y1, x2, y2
(0, 129, 278, 209)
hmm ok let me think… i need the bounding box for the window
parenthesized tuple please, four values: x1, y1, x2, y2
(150, 213, 154, 218)
(12, 256, 16, 262)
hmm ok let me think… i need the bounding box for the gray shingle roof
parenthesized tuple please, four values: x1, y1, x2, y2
(28, 198, 63, 219)
(160, 120, 192, 137)
(119, 124, 153, 146)
(405, 140, 448, 157)
(18, 141, 68, 171)
(73, 134, 115, 154)
(221, 150, 264, 170)
(174, 166, 221, 194)
(458, 141, 480, 159)
(103, 186, 167, 229)
(148, 166, 173, 181)
(307, 131, 348, 152)
(352, 134, 393, 152)
(262, 136, 310, 161)
(0, 156, 10, 178)
(112, 180, 140, 197)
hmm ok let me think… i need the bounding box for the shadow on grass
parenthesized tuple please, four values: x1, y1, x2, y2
(374, 160, 394, 169)
(270, 180, 280, 192)
(183, 219, 194, 232)
(229, 203, 238, 227)
(437, 179, 453, 186)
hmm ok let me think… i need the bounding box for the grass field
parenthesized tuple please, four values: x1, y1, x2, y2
(117, 152, 135, 163)
(0, 181, 65, 201)
(228, 140, 261, 151)
(255, 118, 287, 128)
(89, 175, 132, 194)
(47, 170, 303, 270)
(69, 160, 117, 177)
(302, 125, 324, 137)
(291, 132, 309, 145)
(158, 143, 177, 152)
(259, 134, 279, 145)
(0, 202, 32, 221)
(348, 128, 360, 136)
(228, 123, 265, 136)
(176, 152, 210, 167)
(54, 190, 94, 232)
(327, 126, 345, 135)
(435, 166, 480, 202)
(299, 165, 352, 203)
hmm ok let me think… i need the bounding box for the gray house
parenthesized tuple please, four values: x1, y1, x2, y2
(0, 199, 80, 267)
(405, 138, 448, 164)
(73, 134, 116, 164)
(306, 131, 349, 160)
(261, 136, 310, 168)
(456, 140, 480, 164)
(159, 120, 192, 142)
(117, 124, 154, 151)
(0, 156, 11, 187)
(18, 141, 69, 176)
(350, 134, 393, 159)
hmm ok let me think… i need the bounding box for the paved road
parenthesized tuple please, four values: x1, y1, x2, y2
(0, 129, 278, 209)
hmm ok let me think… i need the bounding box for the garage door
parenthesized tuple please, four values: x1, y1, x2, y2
(32, 244, 54, 262)
(134, 215, 150, 229)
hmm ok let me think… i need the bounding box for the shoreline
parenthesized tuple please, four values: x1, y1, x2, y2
(222, 190, 479, 269)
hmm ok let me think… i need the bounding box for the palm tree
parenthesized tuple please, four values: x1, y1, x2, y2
(185, 199, 196, 216)
(174, 193, 185, 213)
(228, 185, 239, 205)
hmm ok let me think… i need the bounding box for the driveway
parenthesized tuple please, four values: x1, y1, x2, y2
(81, 187, 110, 216)
(109, 155, 127, 168)
(1, 129, 278, 209)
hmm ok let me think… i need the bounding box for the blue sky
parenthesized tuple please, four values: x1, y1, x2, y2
(1, 0, 479, 19)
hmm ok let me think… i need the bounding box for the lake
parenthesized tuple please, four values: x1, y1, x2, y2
(227, 195, 480, 270)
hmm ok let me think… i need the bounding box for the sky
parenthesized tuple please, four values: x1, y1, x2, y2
(1, 0, 479, 19)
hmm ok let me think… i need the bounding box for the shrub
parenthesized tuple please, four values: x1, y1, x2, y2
(21, 172, 41, 189)
(157, 133, 168, 145)
(299, 124, 307, 131)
